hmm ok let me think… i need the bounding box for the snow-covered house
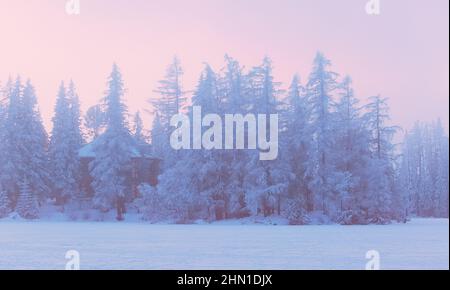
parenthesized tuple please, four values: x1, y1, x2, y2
(78, 140, 161, 198)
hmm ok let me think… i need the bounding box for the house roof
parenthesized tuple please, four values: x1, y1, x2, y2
(79, 138, 158, 159)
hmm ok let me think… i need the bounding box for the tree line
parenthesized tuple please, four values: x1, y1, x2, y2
(0, 53, 448, 224)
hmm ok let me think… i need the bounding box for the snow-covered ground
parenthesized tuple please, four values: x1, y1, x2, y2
(0, 218, 448, 270)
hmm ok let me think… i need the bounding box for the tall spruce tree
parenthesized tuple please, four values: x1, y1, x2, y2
(332, 76, 373, 223)
(150, 57, 186, 167)
(158, 65, 224, 221)
(0, 185, 11, 218)
(244, 57, 287, 216)
(363, 96, 402, 223)
(49, 81, 84, 206)
(400, 120, 449, 218)
(20, 80, 50, 201)
(89, 64, 136, 220)
(133, 111, 146, 145)
(0, 78, 23, 203)
(305, 52, 339, 215)
(284, 75, 312, 222)
(1, 78, 49, 208)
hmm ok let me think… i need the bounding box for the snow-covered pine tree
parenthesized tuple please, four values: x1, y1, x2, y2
(150, 57, 186, 168)
(67, 80, 84, 151)
(66, 81, 84, 202)
(194, 63, 237, 220)
(332, 76, 373, 224)
(133, 183, 163, 221)
(16, 179, 39, 219)
(0, 78, 23, 203)
(283, 75, 312, 223)
(49, 81, 83, 206)
(363, 95, 402, 223)
(1, 78, 48, 218)
(19, 80, 51, 202)
(416, 123, 434, 216)
(247, 57, 281, 115)
(153, 56, 186, 119)
(158, 64, 225, 221)
(400, 123, 430, 217)
(400, 120, 449, 218)
(0, 80, 9, 191)
(151, 112, 167, 156)
(220, 55, 248, 112)
(0, 186, 11, 218)
(1, 78, 49, 206)
(244, 57, 287, 217)
(304, 52, 340, 215)
(0, 79, 7, 125)
(432, 120, 449, 217)
(49, 82, 70, 203)
(398, 129, 415, 217)
(89, 64, 136, 220)
(133, 111, 146, 145)
(364, 96, 398, 160)
(218, 56, 251, 218)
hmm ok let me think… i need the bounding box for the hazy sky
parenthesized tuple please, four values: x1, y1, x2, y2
(0, 0, 448, 133)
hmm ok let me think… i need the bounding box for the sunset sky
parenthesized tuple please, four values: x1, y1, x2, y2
(0, 0, 448, 132)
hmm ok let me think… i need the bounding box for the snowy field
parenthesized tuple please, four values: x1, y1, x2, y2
(0, 219, 448, 270)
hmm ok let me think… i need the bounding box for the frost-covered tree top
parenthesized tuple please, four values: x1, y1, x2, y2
(151, 57, 186, 129)
(103, 64, 128, 133)
(90, 64, 137, 215)
(133, 111, 146, 144)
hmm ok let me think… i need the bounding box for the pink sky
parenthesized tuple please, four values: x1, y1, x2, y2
(0, 0, 448, 132)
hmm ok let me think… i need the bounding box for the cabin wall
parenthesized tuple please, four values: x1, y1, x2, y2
(79, 157, 161, 199)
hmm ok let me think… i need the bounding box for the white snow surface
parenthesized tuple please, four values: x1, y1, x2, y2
(0, 218, 448, 270)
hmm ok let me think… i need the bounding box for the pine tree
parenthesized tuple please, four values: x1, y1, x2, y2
(220, 55, 247, 113)
(247, 57, 281, 114)
(49, 83, 70, 202)
(66, 81, 84, 201)
(218, 56, 251, 218)
(284, 75, 313, 219)
(305, 52, 340, 215)
(363, 96, 401, 223)
(432, 120, 449, 217)
(133, 111, 146, 144)
(151, 113, 167, 156)
(67, 80, 84, 150)
(151, 57, 185, 128)
(0, 80, 10, 193)
(150, 57, 186, 169)
(89, 64, 136, 220)
(158, 65, 222, 221)
(0, 186, 11, 218)
(0, 78, 23, 202)
(0, 78, 49, 205)
(49, 81, 83, 206)
(16, 179, 39, 219)
(332, 76, 373, 223)
(244, 57, 287, 217)
(0, 79, 7, 125)
(400, 120, 449, 218)
(134, 183, 163, 221)
(19, 80, 51, 201)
